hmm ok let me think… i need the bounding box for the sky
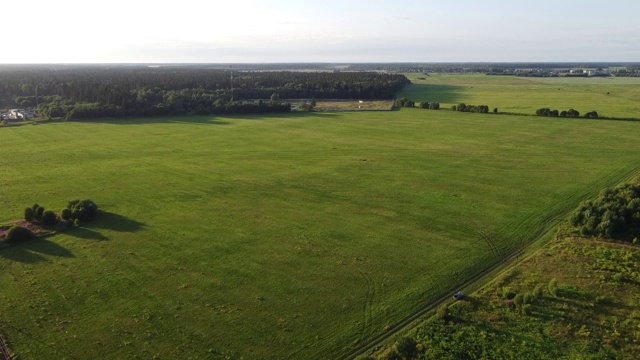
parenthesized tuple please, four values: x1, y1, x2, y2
(3, 0, 640, 63)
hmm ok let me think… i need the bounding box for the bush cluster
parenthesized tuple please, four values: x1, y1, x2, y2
(394, 98, 440, 110)
(21, 199, 100, 229)
(536, 108, 598, 118)
(570, 183, 640, 239)
(66, 199, 100, 222)
(451, 103, 490, 113)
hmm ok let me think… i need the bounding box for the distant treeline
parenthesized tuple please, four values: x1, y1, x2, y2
(347, 62, 640, 73)
(0, 65, 409, 119)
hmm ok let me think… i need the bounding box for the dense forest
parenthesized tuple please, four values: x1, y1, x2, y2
(0, 65, 409, 119)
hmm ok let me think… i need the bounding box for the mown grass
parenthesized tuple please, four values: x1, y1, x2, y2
(398, 74, 640, 119)
(1, 111, 640, 359)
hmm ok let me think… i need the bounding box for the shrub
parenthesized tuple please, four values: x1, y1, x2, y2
(394, 337, 418, 359)
(66, 199, 99, 222)
(24, 207, 35, 222)
(394, 98, 408, 107)
(60, 208, 73, 221)
(31, 203, 40, 212)
(4, 226, 35, 243)
(436, 304, 449, 322)
(42, 210, 57, 227)
(523, 292, 534, 304)
(502, 287, 516, 299)
(548, 278, 559, 297)
(513, 294, 524, 307)
(532, 284, 544, 299)
(35, 206, 45, 220)
(521, 304, 532, 316)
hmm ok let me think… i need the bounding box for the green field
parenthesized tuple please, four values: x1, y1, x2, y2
(398, 74, 640, 119)
(2, 110, 640, 359)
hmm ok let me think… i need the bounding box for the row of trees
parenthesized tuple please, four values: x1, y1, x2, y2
(450, 103, 494, 113)
(0, 65, 409, 118)
(394, 98, 441, 109)
(536, 108, 599, 118)
(37, 96, 292, 120)
(395, 98, 495, 113)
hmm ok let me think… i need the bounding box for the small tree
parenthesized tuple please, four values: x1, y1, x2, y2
(4, 226, 35, 244)
(42, 210, 57, 227)
(66, 199, 99, 222)
(395, 98, 408, 107)
(61, 208, 73, 221)
(24, 207, 35, 222)
(394, 337, 418, 359)
(270, 93, 280, 104)
(35, 206, 45, 221)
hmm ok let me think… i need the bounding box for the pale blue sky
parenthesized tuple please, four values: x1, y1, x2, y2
(4, 0, 639, 63)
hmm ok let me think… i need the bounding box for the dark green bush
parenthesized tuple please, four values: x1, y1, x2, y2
(35, 206, 45, 220)
(394, 337, 418, 359)
(60, 208, 73, 221)
(513, 294, 524, 307)
(24, 207, 35, 222)
(570, 182, 640, 240)
(4, 226, 35, 243)
(42, 210, 57, 227)
(502, 287, 516, 299)
(66, 199, 99, 222)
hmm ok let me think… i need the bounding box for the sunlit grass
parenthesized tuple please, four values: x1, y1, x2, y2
(1, 110, 640, 358)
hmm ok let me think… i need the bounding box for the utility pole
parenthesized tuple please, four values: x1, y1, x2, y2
(230, 65, 234, 102)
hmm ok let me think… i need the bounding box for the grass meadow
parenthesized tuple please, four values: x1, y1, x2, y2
(398, 74, 640, 119)
(2, 110, 640, 359)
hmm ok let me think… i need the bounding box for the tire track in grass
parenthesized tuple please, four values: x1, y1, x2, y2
(0, 333, 11, 360)
(477, 229, 501, 259)
(339, 165, 640, 360)
(359, 271, 376, 338)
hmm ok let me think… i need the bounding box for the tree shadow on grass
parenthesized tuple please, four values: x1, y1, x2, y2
(74, 116, 232, 126)
(72, 111, 340, 125)
(67, 227, 110, 241)
(0, 237, 74, 264)
(85, 212, 146, 233)
(400, 84, 463, 104)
